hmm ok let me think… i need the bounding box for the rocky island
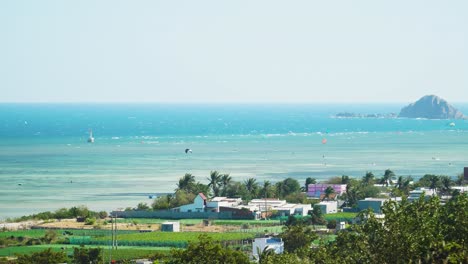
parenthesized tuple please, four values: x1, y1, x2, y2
(399, 95, 465, 119)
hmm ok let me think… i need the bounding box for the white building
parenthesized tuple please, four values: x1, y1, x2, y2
(175, 193, 207, 212)
(316, 201, 338, 214)
(252, 237, 284, 260)
(238, 199, 312, 217)
(161, 221, 180, 232)
(206, 197, 242, 212)
(408, 188, 437, 202)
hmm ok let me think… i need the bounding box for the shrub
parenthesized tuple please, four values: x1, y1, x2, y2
(84, 217, 96, 225)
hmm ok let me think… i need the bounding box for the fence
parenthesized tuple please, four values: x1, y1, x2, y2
(111, 210, 254, 220)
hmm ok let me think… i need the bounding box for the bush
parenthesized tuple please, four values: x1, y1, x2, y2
(84, 217, 96, 225)
(327, 219, 337, 229)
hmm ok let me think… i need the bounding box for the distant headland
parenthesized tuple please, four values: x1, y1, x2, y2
(334, 112, 397, 119)
(399, 95, 465, 119)
(335, 95, 465, 120)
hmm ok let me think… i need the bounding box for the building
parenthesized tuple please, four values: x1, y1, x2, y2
(357, 197, 401, 214)
(161, 221, 180, 232)
(465, 167, 468, 181)
(206, 197, 242, 212)
(307, 184, 347, 198)
(316, 201, 338, 214)
(174, 193, 207, 213)
(241, 199, 312, 217)
(252, 237, 284, 259)
(408, 188, 437, 202)
(452, 186, 468, 193)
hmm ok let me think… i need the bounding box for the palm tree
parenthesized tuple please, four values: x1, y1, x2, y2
(176, 173, 195, 192)
(207, 171, 222, 197)
(244, 178, 259, 197)
(380, 169, 395, 187)
(262, 180, 272, 198)
(362, 172, 375, 186)
(303, 177, 316, 192)
(429, 175, 440, 194)
(220, 174, 232, 196)
(440, 175, 452, 195)
(395, 175, 412, 195)
(322, 186, 335, 201)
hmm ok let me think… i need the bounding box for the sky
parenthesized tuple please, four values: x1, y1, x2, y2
(0, 1, 467, 103)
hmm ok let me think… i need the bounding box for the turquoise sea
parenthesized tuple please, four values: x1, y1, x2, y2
(1, 103, 467, 219)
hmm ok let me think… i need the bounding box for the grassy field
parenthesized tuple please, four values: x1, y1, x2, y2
(116, 218, 203, 225)
(94, 231, 254, 243)
(324, 212, 357, 222)
(0, 244, 170, 260)
(0, 229, 137, 239)
(0, 229, 46, 238)
(212, 219, 281, 226)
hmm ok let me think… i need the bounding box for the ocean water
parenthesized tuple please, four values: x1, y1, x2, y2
(1, 103, 467, 219)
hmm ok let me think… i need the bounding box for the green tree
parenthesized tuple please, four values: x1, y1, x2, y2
(380, 169, 395, 187)
(136, 202, 150, 211)
(362, 172, 375, 186)
(176, 173, 196, 193)
(220, 173, 232, 196)
(16, 248, 68, 264)
(152, 194, 172, 210)
(322, 186, 335, 201)
(455, 173, 465, 185)
(440, 175, 453, 195)
(262, 180, 274, 198)
(169, 234, 250, 264)
(304, 177, 316, 192)
(428, 175, 441, 194)
(341, 175, 350, 184)
(244, 178, 259, 197)
(207, 171, 222, 197)
(280, 221, 317, 253)
(309, 205, 326, 227)
(276, 178, 301, 198)
(43, 230, 58, 244)
(73, 246, 102, 264)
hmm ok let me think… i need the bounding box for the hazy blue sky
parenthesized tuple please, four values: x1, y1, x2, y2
(1, 1, 467, 103)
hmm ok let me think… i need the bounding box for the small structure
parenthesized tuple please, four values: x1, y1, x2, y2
(408, 188, 437, 202)
(337, 221, 346, 231)
(135, 260, 153, 264)
(316, 201, 338, 214)
(307, 184, 347, 198)
(357, 197, 401, 214)
(239, 199, 312, 217)
(206, 197, 242, 212)
(174, 193, 207, 213)
(252, 237, 284, 259)
(161, 221, 180, 232)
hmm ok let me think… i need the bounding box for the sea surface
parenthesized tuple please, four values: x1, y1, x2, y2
(1, 103, 467, 219)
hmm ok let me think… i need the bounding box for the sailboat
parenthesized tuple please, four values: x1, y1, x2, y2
(87, 130, 95, 143)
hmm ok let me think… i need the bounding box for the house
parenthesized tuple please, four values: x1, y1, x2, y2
(316, 201, 338, 214)
(237, 199, 311, 218)
(357, 197, 401, 214)
(408, 188, 436, 202)
(161, 221, 180, 232)
(174, 193, 207, 212)
(307, 184, 347, 198)
(206, 197, 242, 212)
(252, 237, 284, 259)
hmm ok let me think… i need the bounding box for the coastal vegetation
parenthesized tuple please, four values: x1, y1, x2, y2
(2, 170, 467, 263)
